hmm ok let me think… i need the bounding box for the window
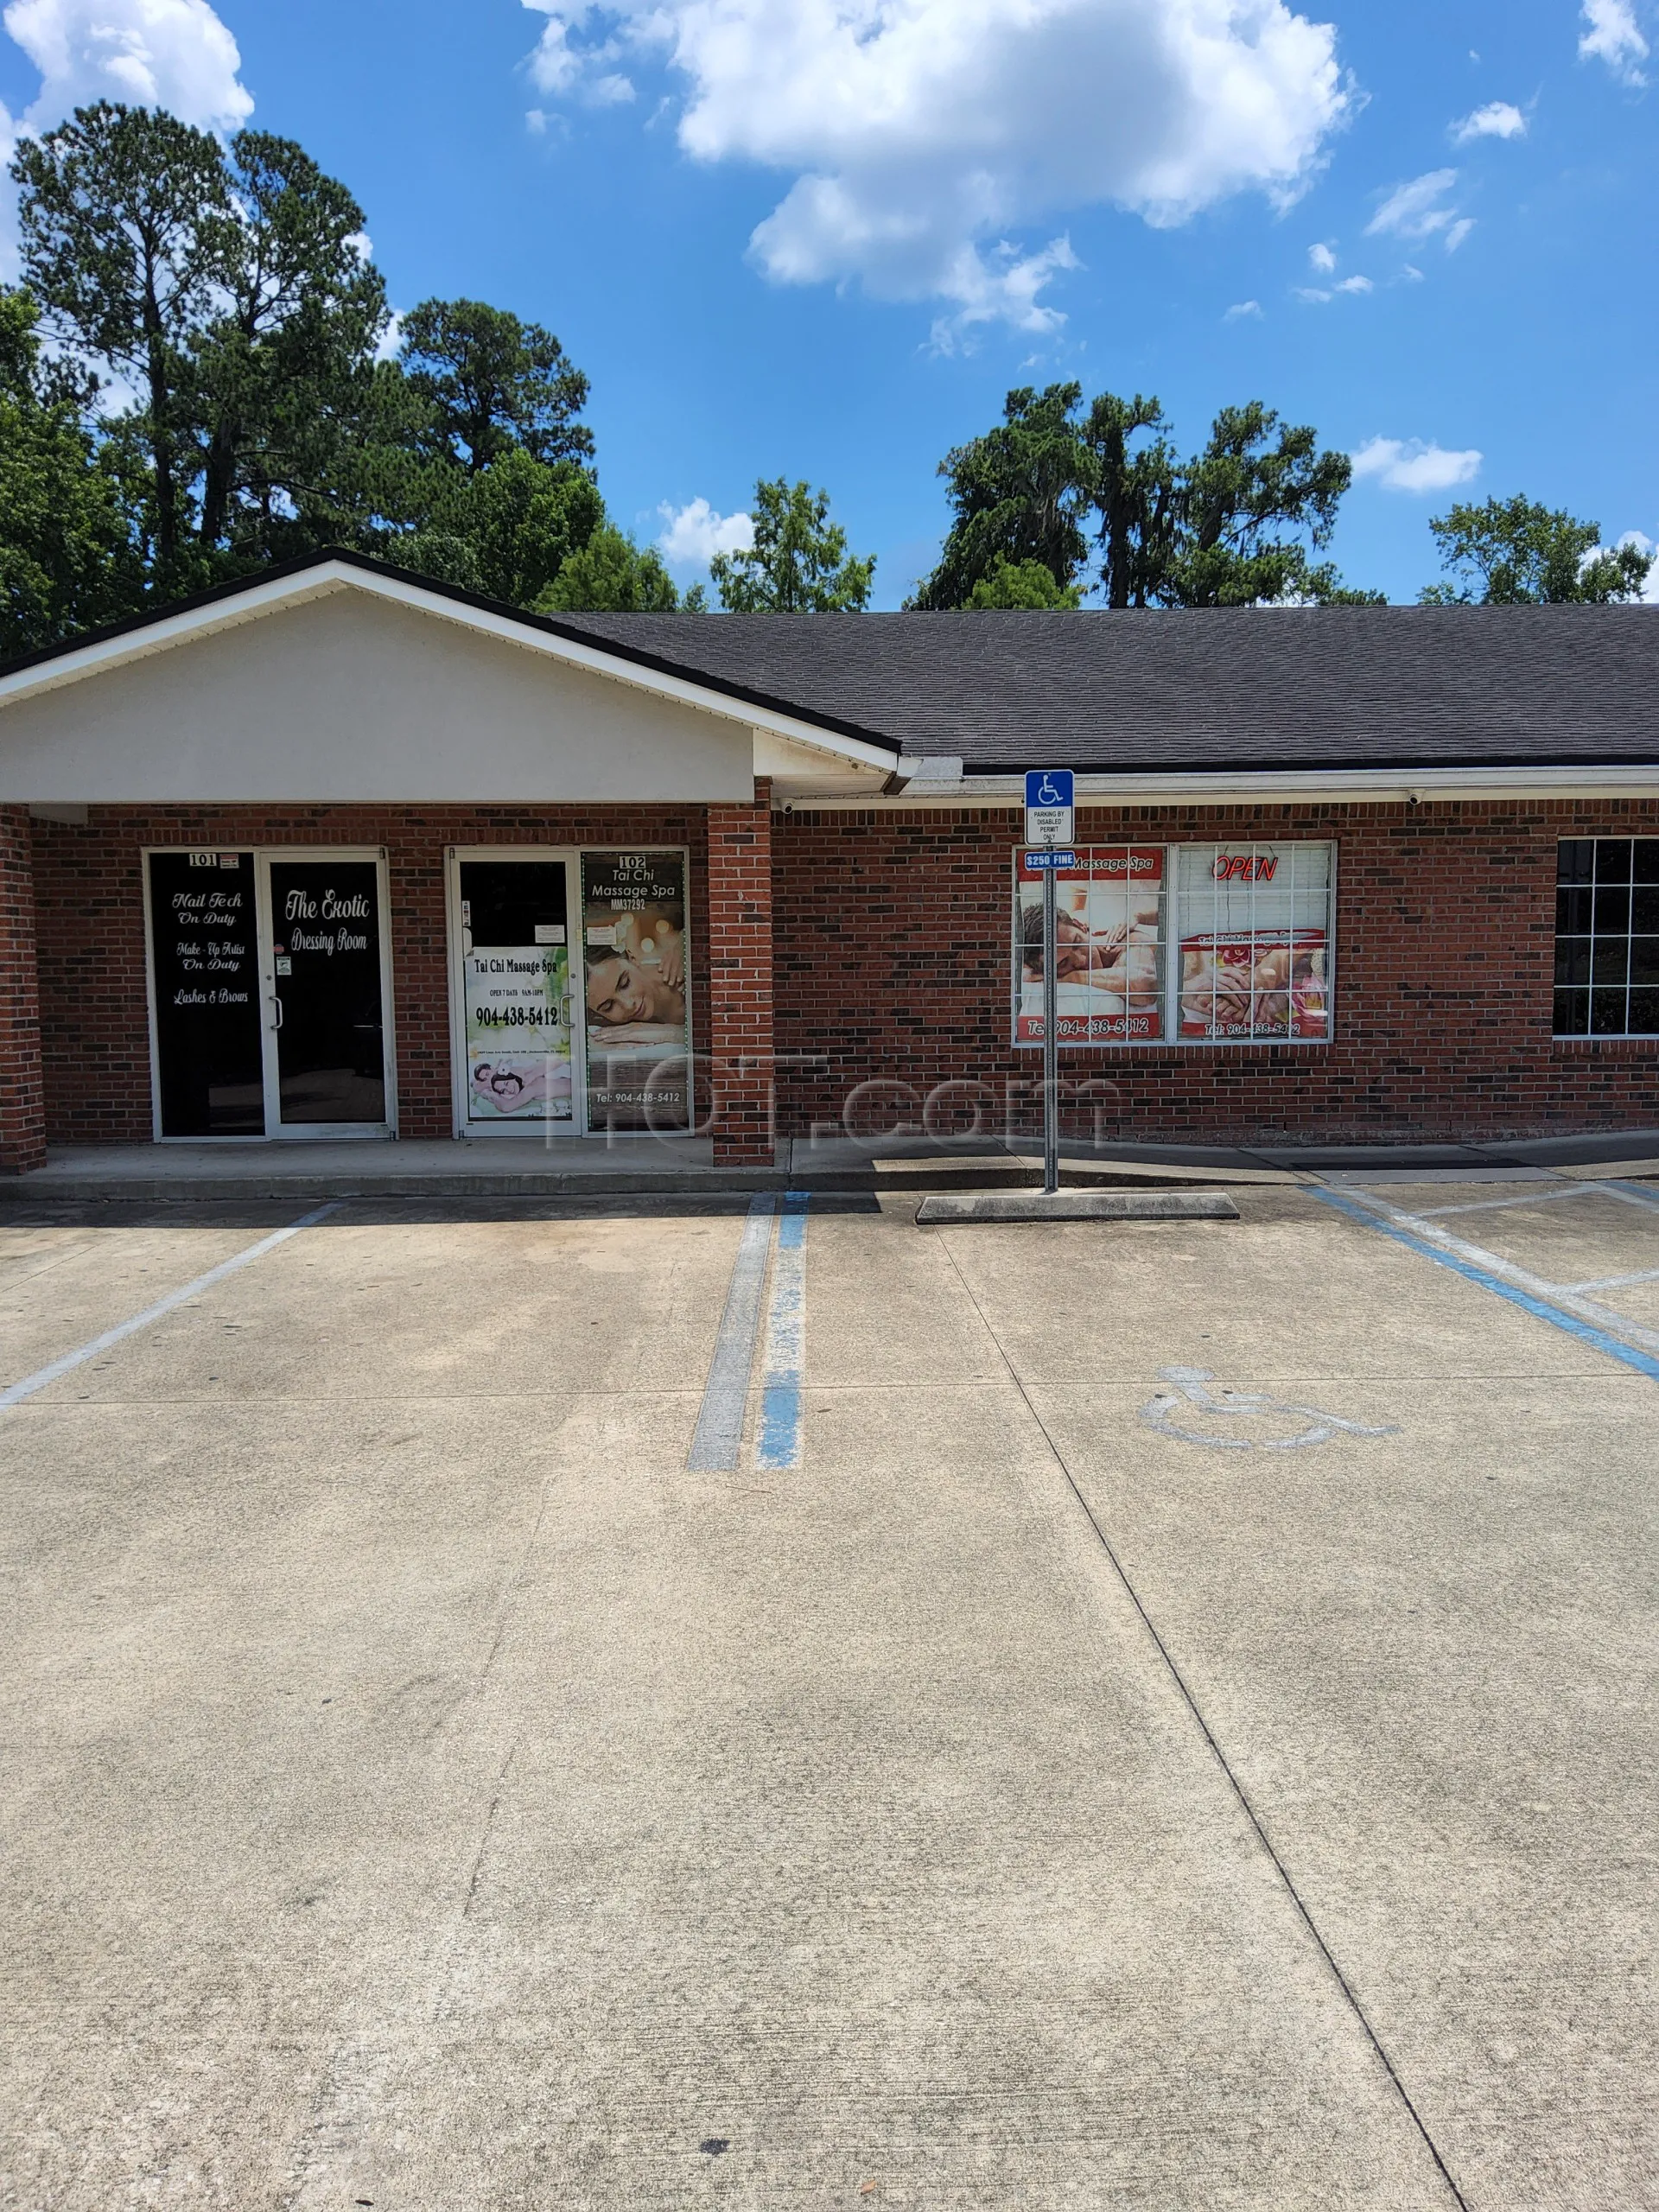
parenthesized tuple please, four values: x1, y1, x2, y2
(1011, 841, 1336, 1046)
(1173, 843, 1334, 1043)
(1554, 838, 1659, 1038)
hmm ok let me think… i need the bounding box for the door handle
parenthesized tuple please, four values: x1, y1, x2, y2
(270, 994, 283, 1032)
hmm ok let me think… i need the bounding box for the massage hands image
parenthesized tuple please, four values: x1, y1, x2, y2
(585, 908, 686, 1029)
(1181, 944, 1324, 1033)
(1022, 899, 1160, 1009)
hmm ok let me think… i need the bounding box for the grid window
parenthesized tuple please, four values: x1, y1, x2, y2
(1174, 843, 1335, 1041)
(1554, 838, 1659, 1037)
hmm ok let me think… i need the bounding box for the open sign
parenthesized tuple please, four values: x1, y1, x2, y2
(1211, 854, 1279, 882)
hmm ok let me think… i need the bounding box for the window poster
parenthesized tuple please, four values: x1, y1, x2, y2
(582, 850, 690, 1129)
(147, 849, 264, 1136)
(1177, 844, 1332, 1040)
(1014, 847, 1166, 1044)
(458, 857, 573, 1123)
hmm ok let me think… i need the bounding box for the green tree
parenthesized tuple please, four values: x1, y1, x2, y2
(399, 299, 592, 476)
(710, 480, 874, 612)
(193, 131, 390, 561)
(965, 557, 1083, 609)
(911, 384, 1090, 608)
(537, 524, 685, 613)
(1084, 391, 1177, 608)
(398, 446, 605, 606)
(1160, 402, 1352, 607)
(11, 102, 230, 585)
(1420, 495, 1654, 604)
(0, 286, 137, 657)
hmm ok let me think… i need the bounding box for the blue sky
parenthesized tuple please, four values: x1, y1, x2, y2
(2, 0, 1654, 607)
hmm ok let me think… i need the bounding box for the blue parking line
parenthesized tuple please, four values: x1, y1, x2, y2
(758, 1192, 810, 1471)
(687, 1195, 776, 1471)
(1310, 1185, 1659, 1382)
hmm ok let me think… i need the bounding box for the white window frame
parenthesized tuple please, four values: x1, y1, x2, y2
(1011, 839, 1338, 1048)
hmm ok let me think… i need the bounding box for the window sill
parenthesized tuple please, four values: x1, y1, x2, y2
(1551, 1035, 1659, 1056)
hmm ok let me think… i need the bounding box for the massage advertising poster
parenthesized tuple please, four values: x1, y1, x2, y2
(462, 940, 572, 1122)
(457, 854, 574, 1124)
(1176, 845, 1331, 1040)
(1014, 846, 1166, 1044)
(582, 851, 690, 1128)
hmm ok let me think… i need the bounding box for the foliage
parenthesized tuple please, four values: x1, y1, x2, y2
(1161, 402, 1352, 607)
(12, 102, 231, 587)
(537, 524, 685, 612)
(1421, 496, 1654, 604)
(0, 286, 137, 657)
(965, 556, 1084, 609)
(399, 298, 592, 476)
(912, 385, 1372, 608)
(710, 480, 874, 612)
(911, 385, 1090, 610)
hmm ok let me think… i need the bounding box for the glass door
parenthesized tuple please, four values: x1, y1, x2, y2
(262, 855, 393, 1135)
(451, 854, 575, 1133)
(146, 850, 265, 1136)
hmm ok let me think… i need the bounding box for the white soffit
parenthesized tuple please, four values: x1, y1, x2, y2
(0, 560, 899, 780)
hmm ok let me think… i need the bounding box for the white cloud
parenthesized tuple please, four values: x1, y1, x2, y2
(1296, 270, 1370, 303)
(374, 310, 404, 365)
(1579, 0, 1649, 83)
(3, 0, 251, 130)
(1452, 99, 1526, 142)
(1618, 531, 1659, 602)
(657, 498, 754, 566)
(1224, 296, 1262, 318)
(1366, 168, 1460, 240)
(1308, 238, 1336, 271)
(1366, 167, 1475, 254)
(526, 105, 549, 132)
(1351, 435, 1482, 494)
(523, 0, 1355, 331)
(1, 0, 251, 273)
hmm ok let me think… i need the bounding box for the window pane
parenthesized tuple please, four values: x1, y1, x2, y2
(1593, 839, 1632, 883)
(1554, 988, 1590, 1035)
(1631, 886, 1659, 933)
(1555, 886, 1592, 934)
(1554, 937, 1592, 987)
(1557, 839, 1595, 884)
(1592, 936, 1630, 984)
(1632, 840, 1659, 884)
(1630, 939, 1659, 987)
(1591, 988, 1629, 1033)
(1593, 884, 1630, 935)
(1628, 988, 1659, 1036)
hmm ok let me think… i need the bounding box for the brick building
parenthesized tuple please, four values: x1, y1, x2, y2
(0, 550, 1654, 1173)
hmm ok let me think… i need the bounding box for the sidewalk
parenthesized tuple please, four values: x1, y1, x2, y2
(4, 1126, 1657, 1205)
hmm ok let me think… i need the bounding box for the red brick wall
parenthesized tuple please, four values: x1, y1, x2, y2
(0, 806, 47, 1172)
(29, 805, 709, 1145)
(705, 783, 776, 1164)
(772, 798, 1659, 1146)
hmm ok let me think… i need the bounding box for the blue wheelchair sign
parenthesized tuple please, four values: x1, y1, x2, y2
(1026, 769, 1073, 811)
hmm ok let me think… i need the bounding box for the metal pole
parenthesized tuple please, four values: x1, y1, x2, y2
(1042, 860, 1058, 1195)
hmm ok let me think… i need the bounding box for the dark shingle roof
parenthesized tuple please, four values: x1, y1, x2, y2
(3, 550, 1654, 776)
(561, 604, 1659, 773)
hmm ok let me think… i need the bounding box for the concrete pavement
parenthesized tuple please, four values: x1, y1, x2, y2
(0, 1181, 1653, 2207)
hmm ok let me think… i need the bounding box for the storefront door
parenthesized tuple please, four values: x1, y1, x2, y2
(448, 852, 576, 1133)
(145, 848, 395, 1140)
(264, 855, 391, 1135)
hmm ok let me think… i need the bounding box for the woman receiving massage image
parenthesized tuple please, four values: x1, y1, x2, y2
(585, 907, 686, 1029)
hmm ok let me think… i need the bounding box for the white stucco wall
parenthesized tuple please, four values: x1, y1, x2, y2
(0, 588, 757, 803)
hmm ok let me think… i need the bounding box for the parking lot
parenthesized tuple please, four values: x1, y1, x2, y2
(1, 1172, 1655, 2210)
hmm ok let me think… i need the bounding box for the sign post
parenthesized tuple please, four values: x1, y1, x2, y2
(1025, 772, 1075, 1197)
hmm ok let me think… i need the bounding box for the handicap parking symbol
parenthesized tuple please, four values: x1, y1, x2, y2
(1141, 1367, 1398, 1452)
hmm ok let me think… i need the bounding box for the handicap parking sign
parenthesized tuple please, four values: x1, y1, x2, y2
(1025, 769, 1074, 846)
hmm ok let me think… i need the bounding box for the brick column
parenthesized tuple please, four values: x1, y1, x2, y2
(705, 780, 776, 1166)
(0, 809, 47, 1174)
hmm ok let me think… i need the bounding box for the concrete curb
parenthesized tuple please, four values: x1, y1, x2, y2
(916, 1189, 1242, 1224)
